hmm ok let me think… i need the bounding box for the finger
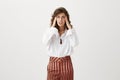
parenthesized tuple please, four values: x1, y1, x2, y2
(52, 17, 57, 27)
(54, 17, 57, 23)
(54, 17, 56, 21)
(65, 17, 69, 24)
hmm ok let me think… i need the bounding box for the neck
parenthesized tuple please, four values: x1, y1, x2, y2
(59, 26, 65, 32)
(58, 26, 65, 36)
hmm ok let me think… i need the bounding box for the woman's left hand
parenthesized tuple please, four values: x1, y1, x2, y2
(65, 16, 72, 29)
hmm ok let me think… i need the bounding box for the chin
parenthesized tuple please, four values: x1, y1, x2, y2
(58, 24, 64, 27)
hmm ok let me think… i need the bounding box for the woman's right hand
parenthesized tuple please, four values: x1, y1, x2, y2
(52, 17, 57, 27)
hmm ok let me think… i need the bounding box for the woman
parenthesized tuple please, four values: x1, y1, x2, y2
(42, 7, 79, 80)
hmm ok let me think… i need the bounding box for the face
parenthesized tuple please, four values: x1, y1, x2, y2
(56, 13, 66, 28)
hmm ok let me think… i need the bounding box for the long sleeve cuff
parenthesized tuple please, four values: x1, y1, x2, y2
(49, 27, 58, 36)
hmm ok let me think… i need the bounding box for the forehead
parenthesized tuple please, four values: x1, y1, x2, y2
(57, 13, 66, 16)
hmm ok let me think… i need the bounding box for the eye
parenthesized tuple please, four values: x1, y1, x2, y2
(56, 16, 60, 18)
(62, 16, 65, 18)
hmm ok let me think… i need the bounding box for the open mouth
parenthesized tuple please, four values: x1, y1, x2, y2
(59, 22, 63, 25)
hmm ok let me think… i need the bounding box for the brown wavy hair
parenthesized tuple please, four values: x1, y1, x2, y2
(50, 7, 72, 30)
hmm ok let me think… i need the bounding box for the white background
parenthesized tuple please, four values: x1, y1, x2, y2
(0, 0, 120, 80)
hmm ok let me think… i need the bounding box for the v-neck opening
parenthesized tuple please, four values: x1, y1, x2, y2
(59, 30, 67, 38)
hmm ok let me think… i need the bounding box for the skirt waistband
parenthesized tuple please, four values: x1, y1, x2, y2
(50, 56, 70, 59)
(49, 56, 71, 62)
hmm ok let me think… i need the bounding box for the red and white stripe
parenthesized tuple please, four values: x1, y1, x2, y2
(47, 56, 74, 80)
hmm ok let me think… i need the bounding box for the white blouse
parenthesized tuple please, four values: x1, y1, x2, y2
(42, 27, 79, 57)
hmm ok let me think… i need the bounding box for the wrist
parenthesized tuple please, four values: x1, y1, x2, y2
(68, 27, 72, 29)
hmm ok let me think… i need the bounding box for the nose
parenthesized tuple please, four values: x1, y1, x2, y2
(60, 17, 63, 21)
(59, 17, 62, 21)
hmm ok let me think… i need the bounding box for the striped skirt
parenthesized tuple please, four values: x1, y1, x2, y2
(47, 56, 74, 80)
